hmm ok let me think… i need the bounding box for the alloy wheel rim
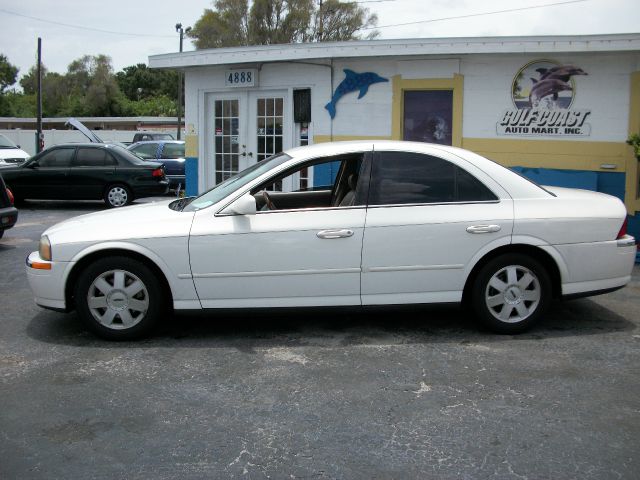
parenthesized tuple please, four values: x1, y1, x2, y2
(87, 269, 149, 330)
(108, 187, 128, 207)
(485, 264, 541, 323)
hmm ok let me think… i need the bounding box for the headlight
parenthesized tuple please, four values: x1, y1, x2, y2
(39, 235, 52, 261)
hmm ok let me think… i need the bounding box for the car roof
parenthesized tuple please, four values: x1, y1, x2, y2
(129, 140, 185, 145)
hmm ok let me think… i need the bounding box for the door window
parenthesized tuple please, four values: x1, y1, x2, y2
(38, 148, 75, 167)
(74, 148, 115, 167)
(369, 152, 497, 206)
(252, 153, 366, 211)
(214, 99, 240, 184)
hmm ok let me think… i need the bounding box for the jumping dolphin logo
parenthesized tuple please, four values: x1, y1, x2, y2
(325, 69, 388, 119)
(528, 64, 588, 107)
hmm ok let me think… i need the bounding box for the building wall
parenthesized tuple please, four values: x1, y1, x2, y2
(182, 51, 640, 220)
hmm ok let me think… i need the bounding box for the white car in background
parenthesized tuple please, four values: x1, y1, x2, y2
(26, 141, 636, 340)
(0, 134, 30, 166)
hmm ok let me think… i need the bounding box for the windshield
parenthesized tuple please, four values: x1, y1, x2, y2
(0, 134, 18, 149)
(183, 153, 292, 212)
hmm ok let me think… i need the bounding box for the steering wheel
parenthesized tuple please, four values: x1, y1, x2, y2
(261, 190, 277, 210)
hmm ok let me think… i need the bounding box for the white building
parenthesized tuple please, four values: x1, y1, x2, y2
(150, 33, 640, 239)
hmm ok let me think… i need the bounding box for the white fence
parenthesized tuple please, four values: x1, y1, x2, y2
(0, 129, 141, 156)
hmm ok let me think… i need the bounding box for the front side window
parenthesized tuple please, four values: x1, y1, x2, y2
(37, 148, 75, 168)
(369, 151, 497, 206)
(251, 153, 367, 211)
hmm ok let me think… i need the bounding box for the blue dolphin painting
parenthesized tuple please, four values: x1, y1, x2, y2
(325, 69, 389, 119)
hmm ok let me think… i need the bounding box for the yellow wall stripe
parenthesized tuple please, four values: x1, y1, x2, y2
(185, 134, 198, 157)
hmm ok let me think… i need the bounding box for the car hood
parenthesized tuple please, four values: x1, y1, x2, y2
(44, 199, 195, 245)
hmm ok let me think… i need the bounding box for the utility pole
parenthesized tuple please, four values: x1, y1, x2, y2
(175, 23, 191, 141)
(36, 37, 43, 153)
(318, 0, 323, 41)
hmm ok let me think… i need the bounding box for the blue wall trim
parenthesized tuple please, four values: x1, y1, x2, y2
(185, 157, 198, 197)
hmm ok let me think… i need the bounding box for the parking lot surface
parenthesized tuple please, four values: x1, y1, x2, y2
(1, 199, 639, 479)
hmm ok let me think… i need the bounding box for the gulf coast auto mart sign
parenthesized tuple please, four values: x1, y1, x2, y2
(497, 60, 592, 137)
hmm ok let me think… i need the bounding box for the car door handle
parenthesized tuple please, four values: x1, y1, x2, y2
(317, 229, 354, 239)
(466, 225, 501, 234)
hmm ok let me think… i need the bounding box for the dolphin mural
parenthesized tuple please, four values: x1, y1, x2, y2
(325, 69, 389, 119)
(528, 64, 588, 107)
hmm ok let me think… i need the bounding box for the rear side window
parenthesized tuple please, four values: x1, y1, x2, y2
(38, 148, 75, 167)
(369, 151, 497, 205)
(74, 148, 116, 167)
(162, 143, 185, 159)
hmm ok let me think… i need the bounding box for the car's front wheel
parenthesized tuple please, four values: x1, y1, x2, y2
(74, 256, 164, 340)
(104, 184, 131, 208)
(471, 253, 551, 334)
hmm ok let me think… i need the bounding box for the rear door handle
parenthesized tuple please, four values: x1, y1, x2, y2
(466, 224, 501, 234)
(317, 229, 354, 239)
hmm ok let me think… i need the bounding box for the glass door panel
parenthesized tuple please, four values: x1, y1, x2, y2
(214, 98, 241, 184)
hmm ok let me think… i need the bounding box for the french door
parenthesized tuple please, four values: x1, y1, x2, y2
(207, 90, 290, 190)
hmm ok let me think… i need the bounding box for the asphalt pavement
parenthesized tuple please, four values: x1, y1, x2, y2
(1, 198, 639, 479)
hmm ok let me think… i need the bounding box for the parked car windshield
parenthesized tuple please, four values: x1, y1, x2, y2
(0, 134, 18, 148)
(183, 153, 292, 212)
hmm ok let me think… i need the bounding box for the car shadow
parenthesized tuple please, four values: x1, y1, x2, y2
(26, 298, 636, 349)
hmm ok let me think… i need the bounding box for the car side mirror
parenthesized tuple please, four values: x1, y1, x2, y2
(27, 161, 38, 168)
(220, 192, 257, 216)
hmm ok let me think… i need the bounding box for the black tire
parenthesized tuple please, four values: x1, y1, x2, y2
(74, 256, 164, 340)
(104, 184, 132, 208)
(471, 253, 551, 334)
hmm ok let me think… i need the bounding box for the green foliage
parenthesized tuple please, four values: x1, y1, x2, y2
(115, 64, 179, 101)
(627, 133, 640, 159)
(0, 54, 19, 93)
(189, 0, 379, 48)
(1, 54, 179, 118)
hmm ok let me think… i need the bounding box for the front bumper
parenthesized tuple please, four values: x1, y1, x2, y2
(26, 251, 72, 311)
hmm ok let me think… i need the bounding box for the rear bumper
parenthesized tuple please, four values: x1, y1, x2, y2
(556, 236, 636, 296)
(0, 205, 18, 231)
(133, 181, 170, 198)
(167, 175, 186, 188)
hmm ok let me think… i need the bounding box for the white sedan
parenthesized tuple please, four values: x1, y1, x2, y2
(26, 141, 636, 340)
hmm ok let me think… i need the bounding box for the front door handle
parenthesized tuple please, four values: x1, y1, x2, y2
(466, 225, 501, 234)
(317, 229, 354, 239)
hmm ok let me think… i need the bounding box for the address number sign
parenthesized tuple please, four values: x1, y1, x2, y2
(225, 69, 258, 87)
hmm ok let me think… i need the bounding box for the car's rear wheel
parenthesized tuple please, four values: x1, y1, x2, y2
(74, 256, 163, 340)
(471, 253, 551, 333)
(104, 184, 131, 208)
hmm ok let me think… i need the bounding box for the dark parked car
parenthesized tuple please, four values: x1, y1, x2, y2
(1, 143, 169, 208)
(0, 174, 18, 239)
(128, 140, 185, 189)
(132, 132, 174, 143)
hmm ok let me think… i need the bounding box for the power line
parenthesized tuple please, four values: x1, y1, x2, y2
(359, 0, 591, 30)
(0, 7, 175, 38)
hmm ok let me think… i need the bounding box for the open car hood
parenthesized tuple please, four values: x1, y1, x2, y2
(65, 117, 103, 143)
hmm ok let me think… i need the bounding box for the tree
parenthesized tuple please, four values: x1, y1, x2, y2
(115, 64, 179, 101)
(0, 54, 19, 93)
(188, 0, 378, 49)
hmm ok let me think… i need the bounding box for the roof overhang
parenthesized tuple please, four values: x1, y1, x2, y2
(149, 33, 640, 69)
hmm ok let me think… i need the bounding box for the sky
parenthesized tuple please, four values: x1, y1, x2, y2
(0, 0, 638, 81)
